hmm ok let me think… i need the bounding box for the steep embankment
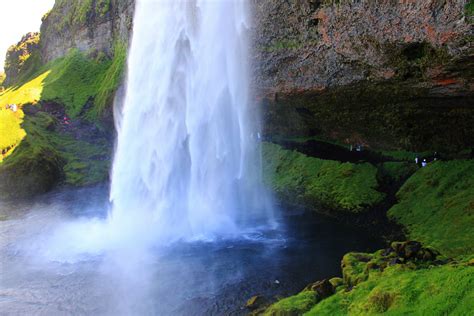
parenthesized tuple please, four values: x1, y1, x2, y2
(0, 0, 132, 198)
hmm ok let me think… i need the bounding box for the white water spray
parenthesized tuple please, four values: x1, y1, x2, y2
(108, 0, 273, 244)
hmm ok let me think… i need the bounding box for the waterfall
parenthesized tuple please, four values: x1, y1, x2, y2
(108, 0, 273, 243)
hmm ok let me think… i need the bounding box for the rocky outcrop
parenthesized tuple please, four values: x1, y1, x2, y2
(251, 0, 474, 152)
(3, 32, 41, 86)
(40, 0, 134, 62)
(252, 0, 472, 94)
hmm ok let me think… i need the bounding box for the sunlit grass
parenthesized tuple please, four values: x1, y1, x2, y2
(0, 46, 125, 165)
(0, 109, 27, 162)
(0, 71, 50, 107)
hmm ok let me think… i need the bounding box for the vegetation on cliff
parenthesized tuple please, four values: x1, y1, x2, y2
(0, 110, 110, 199)
(0, 42, 126, 196)
(389, 160, 474, 258)
(47, 0, 112, 31)
(3, 32, 41, 86)
(262, 142, 384, 214)
(306, 262, 474, 315)
(261, 157, 474, 315)
(0, 42, 126, 119)
(0, 109, 26, 162)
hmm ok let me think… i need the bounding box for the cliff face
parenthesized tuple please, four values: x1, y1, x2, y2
(40, 0, 134, 62)
(251, 0, 473, 152)
(3, 32, 41, 86)
(252, 0, 471, 94)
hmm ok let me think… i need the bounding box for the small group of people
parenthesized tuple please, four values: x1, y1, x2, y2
(415, 152, 439, 168)
(62, 116, 71, 125)
(349, 144, 364, 152)
(4, 103, 18, 112)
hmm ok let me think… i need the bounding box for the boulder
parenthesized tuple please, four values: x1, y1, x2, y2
(304, 279, 334, 299)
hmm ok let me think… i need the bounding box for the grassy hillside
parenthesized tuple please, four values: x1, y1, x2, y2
(306, 263, 474, 315)
(0, 44, 125, 197)
(388, 160, 474, 258)
(262, 142, 384, 214)
(0, 43, 125, 157)
(0, 111, 110, 199)
(261, 157, 474, 315)
(0, 42, 126, 119)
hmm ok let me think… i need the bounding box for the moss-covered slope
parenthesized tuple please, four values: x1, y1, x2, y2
(306, 262, 474, 316)
(260, 156, 474, 316)
(262, 142, 385, 215)
(388, 160, 474, 258)
(0, 44, 126, 198)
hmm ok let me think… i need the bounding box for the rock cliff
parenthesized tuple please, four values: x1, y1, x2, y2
(251, 0, 473, 152)
(40, 0, 134, 62)
(3, 32, 40, 86)
(37, 0, 473, 151)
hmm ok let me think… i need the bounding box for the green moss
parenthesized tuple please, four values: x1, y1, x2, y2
(264, 290, 319, 316)
(0, 46, 126, 121)
(0, 110, 110, 197)
(57, 136, 110, 186)
(466, 0, 474, 16)
(262, 142, 384, 214)
(45, 0, 113, 31)
(3, 33, 41, 87)
(306, 263, 474, 315)
(388, 160, 474, 258)
(0, 109, 26, 158)
(341, 252, 377, 287)
(38, 50, 110, 117)
(87, 42, 127, 119)
(0, 112, 64, 198)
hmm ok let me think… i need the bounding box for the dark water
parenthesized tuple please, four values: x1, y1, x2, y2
(0, 187, 383, 315)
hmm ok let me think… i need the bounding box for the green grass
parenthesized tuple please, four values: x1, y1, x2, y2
(388, 160, 474, 258)
(0, 46, 126, 120)
(0, 45, 124, 196)
(0, 112, 64, 198)
(264, 290, 320, 316)
(87, 42, 127, 119)
(46, 0, 113, 31)
(262, 142, 384, 214)
(0, 109, 26, 160)
(0, 111, 110, 198)
(466, 0, 474, 16)
(3, 33, 41, 87)
(305, 263, 474, 315)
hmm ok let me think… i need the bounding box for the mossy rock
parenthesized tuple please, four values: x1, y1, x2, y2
(263, 290, 320, 316)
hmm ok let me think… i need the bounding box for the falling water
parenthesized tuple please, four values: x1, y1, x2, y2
(108, 0, 273, 244)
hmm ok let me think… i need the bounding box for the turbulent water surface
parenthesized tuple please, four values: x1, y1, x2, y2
(0, 187, 383, 315)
